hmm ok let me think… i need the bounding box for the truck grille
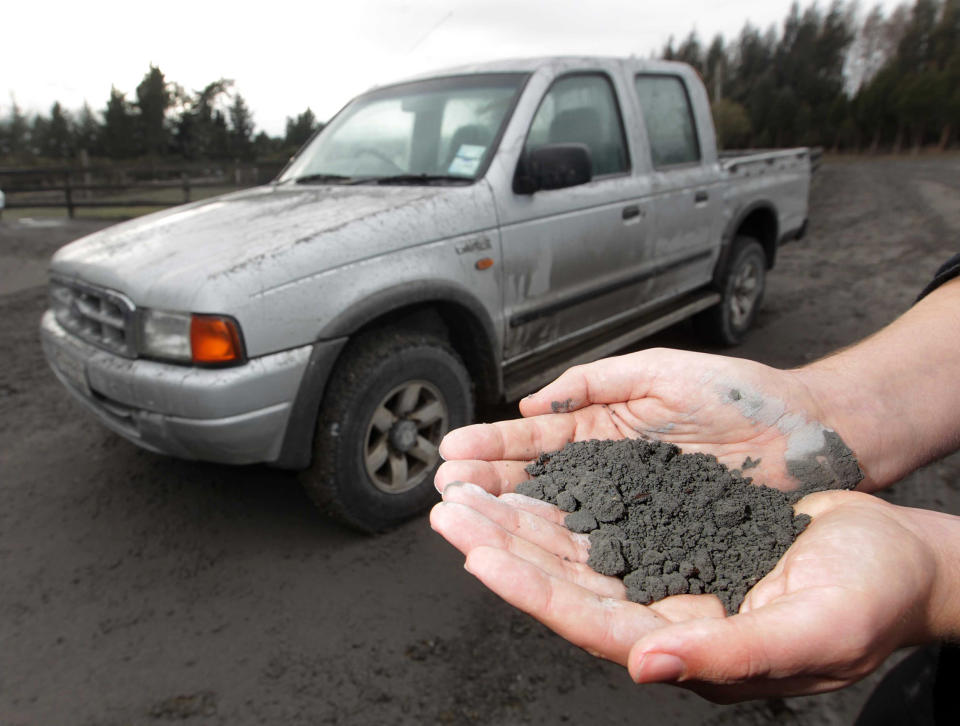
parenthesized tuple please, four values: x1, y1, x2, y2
(49, 277, 137, 358)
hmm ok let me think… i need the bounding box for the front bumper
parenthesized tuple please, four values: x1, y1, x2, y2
(40, 310, 312, 465)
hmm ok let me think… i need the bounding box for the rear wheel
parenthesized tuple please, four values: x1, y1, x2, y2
(695, 236, 767, 346)
(300, 329, 473, 532)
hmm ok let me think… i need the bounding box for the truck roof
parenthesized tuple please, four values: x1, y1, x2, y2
(379, 55, 697, 89)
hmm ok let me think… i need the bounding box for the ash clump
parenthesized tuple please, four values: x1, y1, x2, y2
(516, 439, 811, 615)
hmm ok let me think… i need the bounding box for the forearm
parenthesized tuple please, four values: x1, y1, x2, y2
(794, 278, 960, 491)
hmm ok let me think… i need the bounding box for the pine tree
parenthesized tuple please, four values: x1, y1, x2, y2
(228, 94, 255, 160)
(135, 65, 172, 157)
(284, 108, 319, 149)
(102, 87, 135, 158)
(45, 102, 73, 159)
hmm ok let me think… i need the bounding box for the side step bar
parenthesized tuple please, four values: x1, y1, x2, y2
(502, 290, 721, 401)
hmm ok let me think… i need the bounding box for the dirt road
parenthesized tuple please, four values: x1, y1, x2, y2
(3, 157, 959, 725)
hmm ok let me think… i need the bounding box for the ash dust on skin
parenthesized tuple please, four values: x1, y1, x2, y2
(2, 157, 960, 726)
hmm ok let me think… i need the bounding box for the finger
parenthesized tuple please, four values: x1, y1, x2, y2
(793, 489, 874, 519)
(648, 594, 727, 623)
(464, 546, 669, 666)
(684, 673, 851, 704)
(500, 493, 569, 527)
(520, 353, 660, 416)
(441, 482, 590, 562)
(438, 417, 577, 462)
(434, 460, 531, 495)
(430, 501, 625, 599)
(627, 591, 857, 688)
(446, 488, 726, 618)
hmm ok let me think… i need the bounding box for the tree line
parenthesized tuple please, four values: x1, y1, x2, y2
(667, 0, 959, 151)
(0, 65, 322, 165)
(1, 0, 957, 164)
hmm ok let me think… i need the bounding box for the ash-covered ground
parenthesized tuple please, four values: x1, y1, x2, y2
(2, 156, 960, 725)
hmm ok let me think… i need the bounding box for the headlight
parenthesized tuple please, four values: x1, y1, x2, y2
(139, 309, 245, 365)
(140, 309, 191, 361)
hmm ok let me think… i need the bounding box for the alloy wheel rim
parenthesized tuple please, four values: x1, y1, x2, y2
(363, 380, 448, 494)
(730, 260, 761, 328)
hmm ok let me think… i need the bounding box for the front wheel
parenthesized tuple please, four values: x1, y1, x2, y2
(300, 329, 473, 532)
(694, 236, 767, 346)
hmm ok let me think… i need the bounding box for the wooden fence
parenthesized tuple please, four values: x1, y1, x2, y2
(0, 161, 286, 218)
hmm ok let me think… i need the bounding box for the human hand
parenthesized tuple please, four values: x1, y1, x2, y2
(436, 348, 864, 496)
(430, 484, 960, 702)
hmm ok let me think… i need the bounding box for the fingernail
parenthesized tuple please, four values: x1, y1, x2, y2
(634, 652, 686, 683)
(435, 477, 460, 494)
(441, 480, 467, 495)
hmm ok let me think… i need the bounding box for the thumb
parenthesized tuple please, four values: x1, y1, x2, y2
(627, 593, 860, 686)
(520, 354, 658, 417)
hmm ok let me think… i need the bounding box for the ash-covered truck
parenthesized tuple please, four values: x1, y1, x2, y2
(42, 56, 811, 530)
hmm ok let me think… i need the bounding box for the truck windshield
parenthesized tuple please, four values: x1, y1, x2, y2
(279, 73, 528, 185)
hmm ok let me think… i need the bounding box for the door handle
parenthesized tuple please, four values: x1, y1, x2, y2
(694, 190, 709, 203)
(622, 205, 641, 220)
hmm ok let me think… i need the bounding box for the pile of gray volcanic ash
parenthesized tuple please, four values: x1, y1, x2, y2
(516, 438, 811, 615)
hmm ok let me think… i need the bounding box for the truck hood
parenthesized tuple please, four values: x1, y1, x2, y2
(50, 182, 498, 312)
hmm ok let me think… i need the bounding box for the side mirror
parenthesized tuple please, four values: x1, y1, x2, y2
(514, 143, 593, 194)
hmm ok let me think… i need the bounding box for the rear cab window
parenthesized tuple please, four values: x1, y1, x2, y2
(633, 75, 702, 168)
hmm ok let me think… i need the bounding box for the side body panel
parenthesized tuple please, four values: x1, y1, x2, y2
(721, 150, 812, 244)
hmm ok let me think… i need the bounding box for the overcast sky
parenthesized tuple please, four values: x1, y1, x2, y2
(3, 0, 904, 137)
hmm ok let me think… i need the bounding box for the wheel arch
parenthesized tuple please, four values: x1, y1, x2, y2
(274, 282, 501, 470)
(716, 202, 780, 280)
(320, 281, 501, 403)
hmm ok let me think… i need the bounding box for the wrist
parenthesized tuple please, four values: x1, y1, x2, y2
(897, 506, 960, 643)
(788, 360, 894, 492)
(791, 281, 960, 492)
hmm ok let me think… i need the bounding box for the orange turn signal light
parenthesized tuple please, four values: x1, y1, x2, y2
(190, 315, 244, 365)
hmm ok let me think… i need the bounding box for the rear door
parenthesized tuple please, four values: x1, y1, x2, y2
(632, 73, 721, 303)
(495, 71, 652, 362)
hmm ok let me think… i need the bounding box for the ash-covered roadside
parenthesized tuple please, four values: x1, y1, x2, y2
(2, 157, 960, 725)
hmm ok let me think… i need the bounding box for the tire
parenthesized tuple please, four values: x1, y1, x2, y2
(300, 328, 473, 532)
(694, 236, 767, 346)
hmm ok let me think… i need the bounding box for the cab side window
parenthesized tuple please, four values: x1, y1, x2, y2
(525, 74, 629, 177)
(634, 75, 701, 167)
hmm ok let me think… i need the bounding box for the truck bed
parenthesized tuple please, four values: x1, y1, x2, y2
(720, 147, 822, 174)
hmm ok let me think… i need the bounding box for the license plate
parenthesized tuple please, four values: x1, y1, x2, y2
(52, 346, 89, 394)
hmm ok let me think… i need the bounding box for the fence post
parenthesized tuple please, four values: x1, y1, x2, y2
(65, 171, 75, 219)
(182, 172, 191, 203)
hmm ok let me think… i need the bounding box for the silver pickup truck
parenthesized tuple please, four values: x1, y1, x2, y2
(41, 56, 811, 530)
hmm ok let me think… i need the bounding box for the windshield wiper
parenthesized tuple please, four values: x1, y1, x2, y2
(293, 173, 354, 185)
(355, 174, 472, 186)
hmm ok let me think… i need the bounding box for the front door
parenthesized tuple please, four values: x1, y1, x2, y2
(495, 72, 651, 362)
